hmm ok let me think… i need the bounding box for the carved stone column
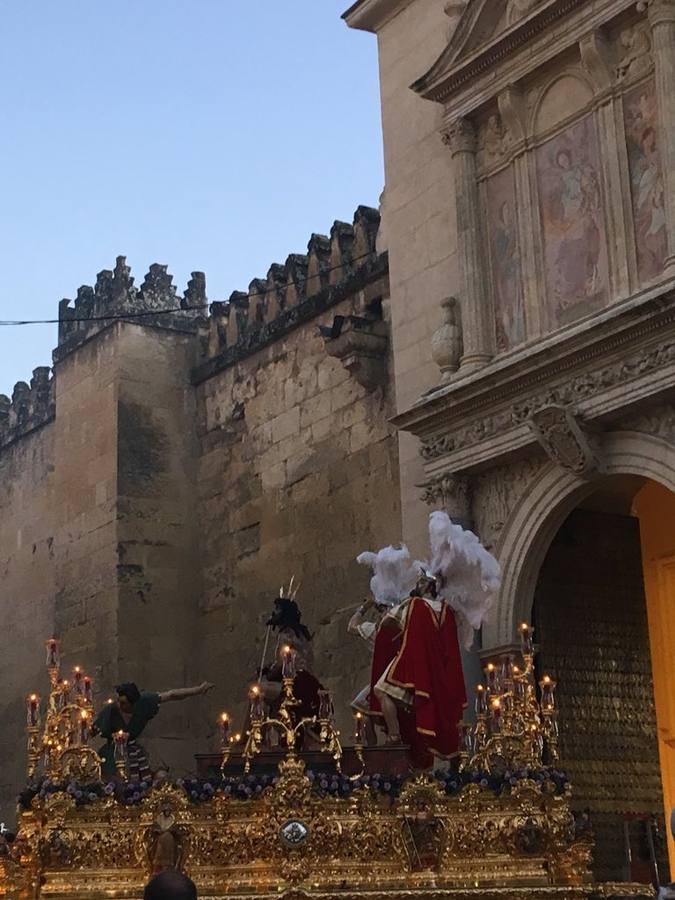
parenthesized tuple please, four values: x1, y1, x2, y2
(443, 116, 494, 373)
(641, 0, 675, 270)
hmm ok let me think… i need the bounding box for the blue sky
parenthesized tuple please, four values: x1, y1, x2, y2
(0, 1, 383, 395)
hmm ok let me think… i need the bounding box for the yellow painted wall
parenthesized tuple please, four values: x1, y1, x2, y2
(633, 481, 675, 875)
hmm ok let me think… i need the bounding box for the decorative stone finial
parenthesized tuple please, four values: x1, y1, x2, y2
(431, 297, 463, 383)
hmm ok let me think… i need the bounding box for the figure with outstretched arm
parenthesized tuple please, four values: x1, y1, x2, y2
(92, 680, 214, 781)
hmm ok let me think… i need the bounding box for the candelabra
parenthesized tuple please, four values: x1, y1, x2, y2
(25, 638, 101, 783)
(459, 623, 559, 774)
(221, 646, 344, 774)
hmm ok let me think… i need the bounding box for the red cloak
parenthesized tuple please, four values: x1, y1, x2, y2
(386, 597, 467, 767)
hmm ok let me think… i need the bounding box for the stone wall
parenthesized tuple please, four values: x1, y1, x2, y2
(0, 206, 399, 818)
(346, 0, 459, 558)
(194, 281, 398, 740)
(0, 424, 55, 818)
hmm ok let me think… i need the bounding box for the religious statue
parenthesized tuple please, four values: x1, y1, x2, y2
(350, 545, 419, 745)
(259, 586, 325, 746)
(92, 680, 214, 781)
(363, 512, 500, 767)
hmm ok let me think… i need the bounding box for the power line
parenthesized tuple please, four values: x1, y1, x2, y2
(0, 249, 379, 327)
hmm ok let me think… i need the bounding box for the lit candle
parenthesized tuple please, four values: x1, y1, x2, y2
(474, 684, 488, 716)
(45, 638, 60, 669)
(83, 676, 93, 704)
(281, 646, 297, 680)
(354, 711, 366, 745)
(485, 663, 500, 695)
(500, 655, 514, 684)
(249, 685, 265, 721)
(491, 699, 502, 734)
(73, 667, 84, 695)
(460, 722, 474, 755)
(318, 690, 332, 721)
(219, 712, 230, 743)
(113, 730, 128, 762)
(519, 623, 534, 655)
(539, 675, 556, 711)
(79, 710, 90, 745)
(26, 693, 40, 727)
(59, 680, 70, 710)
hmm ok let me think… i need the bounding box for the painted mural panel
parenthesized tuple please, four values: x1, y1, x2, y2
(485, 165, 525, 351)
(536, 115, 608, 327)
(624, 78, 667, 283)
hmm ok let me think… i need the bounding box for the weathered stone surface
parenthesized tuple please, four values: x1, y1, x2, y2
(0, 210, 395, 821)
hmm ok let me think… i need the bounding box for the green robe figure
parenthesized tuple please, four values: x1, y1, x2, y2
(93, 681, 214, 781)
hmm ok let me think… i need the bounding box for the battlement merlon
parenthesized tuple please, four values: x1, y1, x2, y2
(196, 204, 385, 380)
(0, 367, 55, 450)
(54, 256, 208, 363)
(1, 202, 384, 449)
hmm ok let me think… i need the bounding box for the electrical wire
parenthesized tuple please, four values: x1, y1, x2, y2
(0, 248, 379, 327)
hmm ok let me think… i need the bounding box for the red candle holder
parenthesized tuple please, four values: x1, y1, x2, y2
(45, 638, 60, 669)
(219, 712, 230, 743)
(26, 693, 40, 727)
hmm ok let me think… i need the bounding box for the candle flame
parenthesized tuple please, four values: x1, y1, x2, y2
(106, 697, 113, 704)
(520, 622, 529, 631)
(491, 698, 501, 709)
(80, 710, 89, 720)
(513, 665, 520, 674)
(282, 645, 291, 655)
(542, 675, 551, 684)
(476, 684, 484, 692)
(234, 733, 241, 742)
(355, 711, 363, 720)
(486, 663, 495, 672)
(29, 694, 37, 702)
(221, 712, 229, 722)
(250, 685, 260, 696)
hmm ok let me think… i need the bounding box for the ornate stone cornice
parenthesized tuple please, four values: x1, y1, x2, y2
(401, 284, 675, 469)
(341, 0, 415, 33)
(411, 0, 636, 108)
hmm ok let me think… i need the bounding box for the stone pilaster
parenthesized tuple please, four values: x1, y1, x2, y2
(641, 0, 675, 271)
(442, 116, 494, 373)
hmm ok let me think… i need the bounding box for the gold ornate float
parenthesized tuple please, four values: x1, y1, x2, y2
(0, 632, 654, 899)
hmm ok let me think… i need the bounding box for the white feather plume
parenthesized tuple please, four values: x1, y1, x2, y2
(427, 511, 501, 650)
(356, 545, 418, 608)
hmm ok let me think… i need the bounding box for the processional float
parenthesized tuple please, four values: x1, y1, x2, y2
(0, 626, 652, 900)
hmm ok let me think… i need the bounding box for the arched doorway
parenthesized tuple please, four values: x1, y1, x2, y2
(486, 433, 675, 885)
(533, 476, 672, 882)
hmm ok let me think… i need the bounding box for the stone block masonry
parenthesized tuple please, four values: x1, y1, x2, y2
(0, 205, 398, 821)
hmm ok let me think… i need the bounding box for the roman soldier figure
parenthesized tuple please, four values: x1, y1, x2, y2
(349, 545, 418, 745)
(363, 512, 501, 768)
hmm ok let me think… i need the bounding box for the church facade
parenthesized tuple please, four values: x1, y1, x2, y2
(1, 0, 674, 886)
(345, 0, 675, 881)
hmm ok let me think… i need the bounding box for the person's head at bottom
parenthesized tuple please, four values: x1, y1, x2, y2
(144, 869, 197, 900)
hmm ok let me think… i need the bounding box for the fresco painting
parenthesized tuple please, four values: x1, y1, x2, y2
(624, 79, 667, 283)
(485, 165, 525, 351)
(536, 115, 609, 326)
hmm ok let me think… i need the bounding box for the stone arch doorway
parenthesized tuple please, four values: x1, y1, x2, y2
(486, 432, 675, 883)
